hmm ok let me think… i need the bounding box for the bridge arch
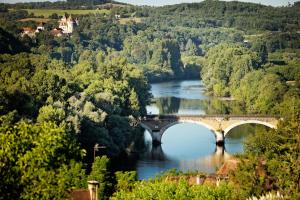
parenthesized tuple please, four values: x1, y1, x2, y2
(160, 119, 216, 137)
(140, 120, 219, 145)
(223, 120, 276, 137)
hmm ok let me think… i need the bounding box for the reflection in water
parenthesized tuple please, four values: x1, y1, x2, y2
(151, 80, 208, 100)
(138, 140, 231, 179)
(225, 124, 270, 154)
(150, 97, 245, 115)
(137, 123, 226, 179)
(148, 80, 245, 115)
(156, 97, 181, 114)
(178, 145, 231, 173)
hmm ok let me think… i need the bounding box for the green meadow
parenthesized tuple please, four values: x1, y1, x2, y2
(23, 9, 110, 17)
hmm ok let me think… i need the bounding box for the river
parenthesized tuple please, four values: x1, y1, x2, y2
(134, 80, 267, 179)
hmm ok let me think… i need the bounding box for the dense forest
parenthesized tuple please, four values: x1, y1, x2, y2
(0, 0, 300, 199)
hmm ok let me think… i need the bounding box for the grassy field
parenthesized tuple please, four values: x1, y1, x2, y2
(22, 9, 110, 17)
(243, 32, 267, 42)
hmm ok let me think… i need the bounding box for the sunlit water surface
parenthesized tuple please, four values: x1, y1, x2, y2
(135, 80, 267, 179)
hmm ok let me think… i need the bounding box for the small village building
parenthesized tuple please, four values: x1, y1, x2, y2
(21, 23, 45, 37)
(50, 28, 64, 37)
(36, 22, 45, 32)
(21, 27, 36, 38)
(21, 15, 79, 38)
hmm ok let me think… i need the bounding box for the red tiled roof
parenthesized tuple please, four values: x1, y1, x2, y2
(70, 189, 90, 200)
(50, 29, 63, 36)
(22, 27, 35, 32)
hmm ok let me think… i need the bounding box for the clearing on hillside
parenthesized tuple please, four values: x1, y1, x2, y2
(119, 17, 144, 25)
(18, 18, 51, 23)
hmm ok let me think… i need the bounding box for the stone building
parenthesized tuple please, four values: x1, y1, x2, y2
(59, 14, 79, 34)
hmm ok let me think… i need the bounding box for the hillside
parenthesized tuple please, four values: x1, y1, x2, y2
(145, 0, 300, 32)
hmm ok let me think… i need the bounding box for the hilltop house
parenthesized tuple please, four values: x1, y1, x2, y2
(59, 14, 79, 34)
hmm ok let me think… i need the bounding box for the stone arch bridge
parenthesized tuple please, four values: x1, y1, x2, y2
(139, 115, 279, 145)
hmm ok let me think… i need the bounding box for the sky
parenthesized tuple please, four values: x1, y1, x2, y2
(4, 0, 298, 7)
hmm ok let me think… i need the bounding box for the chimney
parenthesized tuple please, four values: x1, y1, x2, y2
(87, 180, 99, 200)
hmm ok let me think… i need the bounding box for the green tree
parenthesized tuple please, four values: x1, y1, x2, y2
(128, 89, 140, 117)
(88, 156, 111, 200)
(185, 38, 201, 56)
(111, 178, 238, 200)
(202, 43, 260, 97)
(0, 120, 86, 200)
(252, 41, 268, 64)
(231, 114, 300, 198)
(115, 171, 137, 192)
(37, 105, 66, 125)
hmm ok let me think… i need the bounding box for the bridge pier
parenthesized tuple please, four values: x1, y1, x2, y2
(215, 145, 225, 156)
(150, 131, 163, 146)
(150, 145, 166, 160)
(215, 131, 224, 146)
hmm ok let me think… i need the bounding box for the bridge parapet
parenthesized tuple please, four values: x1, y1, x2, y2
(144, 114, 279, 119)
(140, 114, 279, 146)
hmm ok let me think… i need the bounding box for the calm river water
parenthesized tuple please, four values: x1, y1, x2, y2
(135, 80, 265, 180)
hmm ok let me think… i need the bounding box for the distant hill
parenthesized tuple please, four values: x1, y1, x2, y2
(158, 1, 281, 17)
(5, 0, 127, 9)
(144, 0, 300, 32)
(65, 0, 126, 6)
